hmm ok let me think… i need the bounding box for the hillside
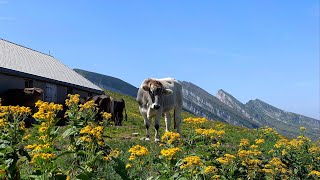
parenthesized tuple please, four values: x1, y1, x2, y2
(75, 69, 319, 140)
(74, 69, 138, 97)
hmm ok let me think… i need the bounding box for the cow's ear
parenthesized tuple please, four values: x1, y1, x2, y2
(142, 85, 149, 92)
(163, 89, 173, 96)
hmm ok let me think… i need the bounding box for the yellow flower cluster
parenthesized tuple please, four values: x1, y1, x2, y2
(22, 134, 31, 140)
(104, 149, 121, 161)
(180, 155, 203, 169)
(184, 117, 208, 124)
(25, 143, 51, 152)
(80, 124, 104, 142)
(128, 145, 149, 161)
(261, 157, 287, 175)
(0, 106, 31, 125)
(238, 147, 262, 169)
(238, 149, 262, 158)
(161, 131, 181, 144)
(160, 147, 181, 160)
(102, 112, 112, 120)
(195, 128, 225, 137)
(255, 138, 264, 145)
(216, 154, 236, 165)
(204, 166, 218, 174)
(31, 152, 55, 163)
(65, 94, 80, 106)
(79, 100, 96, 111)
(0, 118, 7, 127)
(274, 136, 311, 152)
(300, 126, 306, 131)
(239, 138, 250, 147)
(309, 146, 320, 154)
(274, 138, 289, 149)
(260, 126, 279, 136)
(309, 170, 320, 177)
(33, 100, 63, 123)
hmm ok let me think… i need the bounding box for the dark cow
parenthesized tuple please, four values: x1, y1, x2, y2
(87, 94, 113, 121)
(136, 78, 183, 141)
(112, 98, 127, 126)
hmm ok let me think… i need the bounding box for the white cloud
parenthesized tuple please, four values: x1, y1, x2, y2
(0, 17, 15, 21)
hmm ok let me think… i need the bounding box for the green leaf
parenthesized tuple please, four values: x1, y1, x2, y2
(112, 157, 130, 180)
(62, 127, 76, 138)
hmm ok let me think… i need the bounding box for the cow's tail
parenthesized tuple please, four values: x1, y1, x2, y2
(174, 109, 176, 129)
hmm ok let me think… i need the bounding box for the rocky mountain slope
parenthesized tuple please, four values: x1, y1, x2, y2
(75, 69, 319, 139)
(181, 81, 260, 128)
(217, 90, 320, 139)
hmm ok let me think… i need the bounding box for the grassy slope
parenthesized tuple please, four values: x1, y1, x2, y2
(104, 89, 264, 152)
(102, 90, 263, 179)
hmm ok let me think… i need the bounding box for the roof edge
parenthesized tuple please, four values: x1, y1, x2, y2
(0, 38, 54, 58)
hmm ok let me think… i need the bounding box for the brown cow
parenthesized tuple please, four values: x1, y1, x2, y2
(87, 94, 114, 121)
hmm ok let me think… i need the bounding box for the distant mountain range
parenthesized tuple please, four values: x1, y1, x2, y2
(75, 69, 320, 140)
(74, 69, 138, 97)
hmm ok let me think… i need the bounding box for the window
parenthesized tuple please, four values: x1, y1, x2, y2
(25, 79, 33, 88)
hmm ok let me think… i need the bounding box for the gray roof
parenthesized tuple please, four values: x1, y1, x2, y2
(0, 39, 103, 93)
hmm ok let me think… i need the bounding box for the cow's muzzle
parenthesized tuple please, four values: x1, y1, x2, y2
(153, 104, 160, 110)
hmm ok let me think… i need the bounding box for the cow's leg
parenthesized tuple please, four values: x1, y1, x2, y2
(154, 112, 161, 142)
(142, 113, 151, 140)
(164, 112, 171, 132)
(174, 108, 182, 134)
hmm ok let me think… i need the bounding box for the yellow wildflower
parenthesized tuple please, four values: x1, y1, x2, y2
(22, 134, 31, 140)
(126, 164, 132, 169)
(216, 157, 229, 165)
(79, 100, 96, 111)
(300, 127, 306, 131)
(160, 147, 181, 160)
(184, 117, 208, 124)
(309, 170, 320, 177)
(255, 138, 264, 145)
(102, 112, 112, 120)
(309, 146, 320, 154)
(204, 166, 218, 174)
(0, 118, 7, 127)
(65, 94, 80, 106)
(239, 139, 250, 147)
(161, 131, 181, 144)
(180, 156, 203, 169)
(128, 145, 149, 161)
(104, 149, 121, 161)
(212, 175, 220, 179)
(25, 144, 37, 149)
(250, 145, 258, 149)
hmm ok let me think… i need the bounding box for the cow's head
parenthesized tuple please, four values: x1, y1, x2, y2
(142, 79, 173, 110)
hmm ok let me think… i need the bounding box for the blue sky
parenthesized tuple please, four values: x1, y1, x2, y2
(1, 1, 319, 119)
